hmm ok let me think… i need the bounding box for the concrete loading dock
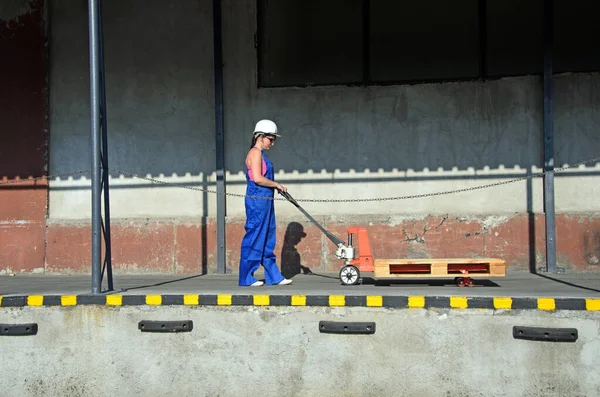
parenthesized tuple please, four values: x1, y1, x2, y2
(2, 1, 600, 395)
(1, 273, 600, 396)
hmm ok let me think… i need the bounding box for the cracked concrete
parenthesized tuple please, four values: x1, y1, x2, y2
(402, 228, 426, 243)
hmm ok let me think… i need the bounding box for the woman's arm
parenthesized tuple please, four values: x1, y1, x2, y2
(247, 149, 287, 192)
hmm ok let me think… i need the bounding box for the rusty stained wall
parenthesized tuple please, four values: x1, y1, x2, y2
(0, 0, 48, 273)
(44, 213, 600, 275)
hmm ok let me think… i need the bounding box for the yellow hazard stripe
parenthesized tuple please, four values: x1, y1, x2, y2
(291, 295, 306, 306)
(106, 295, 122, 306)
(408, 296, 425, 308)
(253, 295, 270, 306)
(27, 296, 44, 306)
(450, 296, 468, 309)
(586, 299, 600, 311)
(61, 296, 77, 306)
(538, 298, 555, 311)
(329, 296, 345, 306)
(366, 296, 382, 307)
(146, 295, 162, 305)
(184, 294, 199, 305)
(493, 297, 512, 309)
(217, 294, 232, 306)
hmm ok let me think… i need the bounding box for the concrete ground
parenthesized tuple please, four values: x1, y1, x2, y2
(2, 271, 600, 396)
(1, 270, 599, 298)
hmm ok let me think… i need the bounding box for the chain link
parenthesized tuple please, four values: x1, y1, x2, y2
(109, 168, 281, 201)
(1, 156, 599, 203)
(112, 155, 600, 202)
(290, 155, 600, 203)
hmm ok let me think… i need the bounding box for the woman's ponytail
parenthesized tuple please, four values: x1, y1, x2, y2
(250, 133, 260, 148)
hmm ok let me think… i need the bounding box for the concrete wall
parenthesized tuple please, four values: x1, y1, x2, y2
(0, 0, 48, 273)
(1, 305, 599, 396)
(47, 0, 600, 219)
(2, 0, 600, 274)
(48, 0, 215, 220)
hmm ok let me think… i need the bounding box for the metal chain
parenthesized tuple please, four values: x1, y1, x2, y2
(292, 155, 600, 203)
(111, 155, 600, 202)
(109, 168, 279, 201)
(1, 156, 599, 203)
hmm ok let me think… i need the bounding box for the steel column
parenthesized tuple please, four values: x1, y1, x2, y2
(88, 0, 102, 293)
(98, 0, 113, 291)
(213, 0, 226, 274)
(543, 0, 557, 273)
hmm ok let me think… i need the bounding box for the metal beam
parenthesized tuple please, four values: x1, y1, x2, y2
(88, 0, 102, 293)
(543, 0, 557, 273)
(213, 0, 226, 274)
(98, 0, 113, 291)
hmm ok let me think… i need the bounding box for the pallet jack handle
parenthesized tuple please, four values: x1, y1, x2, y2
(279, 191, 346, 247)
(280, 191, 371, 285)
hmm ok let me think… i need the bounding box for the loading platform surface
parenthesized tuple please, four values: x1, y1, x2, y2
(1, 271, 599, 311)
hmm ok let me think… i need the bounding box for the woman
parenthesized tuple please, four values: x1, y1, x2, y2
(238, 119, 293, 287)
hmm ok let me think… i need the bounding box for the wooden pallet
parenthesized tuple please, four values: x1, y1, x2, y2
(373, 258, 505, 278)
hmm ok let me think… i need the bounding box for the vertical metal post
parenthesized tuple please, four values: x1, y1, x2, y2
(543, 0, 557, 273)
(98, 0, 113, 291)
(213, 0, 226, 274)
(88, 0, 102, 293)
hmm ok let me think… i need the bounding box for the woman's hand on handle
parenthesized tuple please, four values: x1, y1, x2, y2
(275, 183, 287, 193)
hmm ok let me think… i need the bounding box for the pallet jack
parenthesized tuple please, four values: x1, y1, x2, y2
(280, 191, 506, 287)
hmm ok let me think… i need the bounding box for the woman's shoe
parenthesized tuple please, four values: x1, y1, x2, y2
(250, 281, 264, 287)
(277, 279, 293, 285)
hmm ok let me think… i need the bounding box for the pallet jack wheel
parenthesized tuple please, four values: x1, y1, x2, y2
(339, 265, 360, 286)
(455, 276, 474, 288)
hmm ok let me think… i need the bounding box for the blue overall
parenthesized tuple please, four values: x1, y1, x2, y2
(238, 151, 286, 286)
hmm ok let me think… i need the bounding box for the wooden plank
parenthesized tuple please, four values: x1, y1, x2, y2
(373, 260, 391, 278)
(371, 258, 506, 278)
(374, 258, 504, 264)
(490, 263, 506, 276)
(431, 263, 447, 276)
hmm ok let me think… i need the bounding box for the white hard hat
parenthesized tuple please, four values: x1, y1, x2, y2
(253, 119, 281, 137)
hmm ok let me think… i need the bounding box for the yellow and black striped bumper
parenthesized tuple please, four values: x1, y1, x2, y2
(1, 294, 599, 311)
